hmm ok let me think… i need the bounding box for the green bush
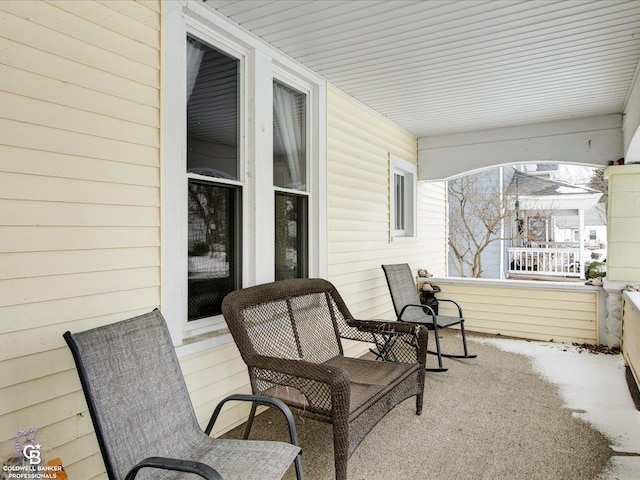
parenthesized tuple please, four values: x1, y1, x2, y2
(587, 261, 606, 279)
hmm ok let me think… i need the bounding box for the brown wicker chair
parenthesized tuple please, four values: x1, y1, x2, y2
(222, 278, 428, 480)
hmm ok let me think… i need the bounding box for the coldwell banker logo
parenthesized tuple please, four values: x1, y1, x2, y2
(22, 444, 41, 466)
(1, 429, 66, 479)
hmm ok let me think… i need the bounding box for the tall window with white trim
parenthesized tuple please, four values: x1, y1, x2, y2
(163, 2, 326, 344)
(186, 37, 242, 320)
(273, 80, 308, 280)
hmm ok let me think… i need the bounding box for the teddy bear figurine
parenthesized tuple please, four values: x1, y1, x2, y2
(417, 268, 431, 278)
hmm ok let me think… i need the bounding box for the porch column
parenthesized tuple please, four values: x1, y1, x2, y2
(602, 280, 627, 348)
(602, 165, 640, 347)
(578, 209, 585, 280)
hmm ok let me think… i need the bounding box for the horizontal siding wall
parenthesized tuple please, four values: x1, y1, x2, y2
(606, 165, 640, 282)
(434, 280, 599, 344)
(0, 2, 162, 479)
(622, 293, 640, 392)
(181, 343, 260, 437)
(326, 85, 447, 356)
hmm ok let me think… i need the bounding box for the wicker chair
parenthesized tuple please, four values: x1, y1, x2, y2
(221, 278, 428, 480)
(382, 263, 477, 371)
(64, 309, 302, 480)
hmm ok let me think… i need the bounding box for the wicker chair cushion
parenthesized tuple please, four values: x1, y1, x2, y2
(324, 356, 417, 416)
(258, 356, 416, 417)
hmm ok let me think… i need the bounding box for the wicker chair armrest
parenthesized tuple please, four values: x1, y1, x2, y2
(124, 456, 222, 480)
(348, 318, 419, 335)
(349, 319, 428, 367)
(250, 355, 351, 387)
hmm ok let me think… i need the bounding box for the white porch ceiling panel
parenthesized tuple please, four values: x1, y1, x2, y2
(207, 0, 640, 137)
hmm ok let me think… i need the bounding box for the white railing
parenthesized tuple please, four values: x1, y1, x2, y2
(508, 247, 581, 277)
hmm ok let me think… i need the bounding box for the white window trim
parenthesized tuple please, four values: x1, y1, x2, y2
(390, 154, 417, 242)
(162, 1, 327, 347)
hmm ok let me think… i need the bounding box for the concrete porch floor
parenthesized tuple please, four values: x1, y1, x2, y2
(473, 334, 640, 479)
(222, 330, 640, 479)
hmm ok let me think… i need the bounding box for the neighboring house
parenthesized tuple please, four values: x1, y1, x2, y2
(555, 204, 607, 249)
(447, 166, 604, 280)
(0, 2, 446, 477)
(504, 169, 603, 280)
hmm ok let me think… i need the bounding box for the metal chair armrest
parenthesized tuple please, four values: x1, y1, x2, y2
(125, 456, 223, 480)
(398, 303, 436, 319)
(205, 394, 300, 448)
(435, 298, 464, 317)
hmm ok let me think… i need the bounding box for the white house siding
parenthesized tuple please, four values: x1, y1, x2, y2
(326, 85, 447, 357)
(433, 280, 599, 344)
(0, 1, 161, 478)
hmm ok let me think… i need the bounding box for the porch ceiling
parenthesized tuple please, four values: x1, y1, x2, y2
(208, 0, 640, 137)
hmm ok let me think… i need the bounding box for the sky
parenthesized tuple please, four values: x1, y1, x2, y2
(471, 336, 640, 479)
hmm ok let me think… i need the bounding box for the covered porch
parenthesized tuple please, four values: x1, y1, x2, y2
(2, 1, 640, 479)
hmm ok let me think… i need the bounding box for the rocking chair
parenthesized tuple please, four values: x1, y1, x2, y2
(382, 263, 476, 371)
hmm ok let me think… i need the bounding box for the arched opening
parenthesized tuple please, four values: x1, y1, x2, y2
(446, 163, 606, 282)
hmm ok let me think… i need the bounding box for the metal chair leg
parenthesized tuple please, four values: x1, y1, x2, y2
(243, 402, 258, 439)
(426, 324, 448, 372)
(459, 321, 478, 360)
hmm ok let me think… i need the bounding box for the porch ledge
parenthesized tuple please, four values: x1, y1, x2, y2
(430, 276, 602, 293)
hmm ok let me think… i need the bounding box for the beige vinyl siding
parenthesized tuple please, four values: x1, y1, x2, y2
(0, 1, 161, 478)
(181, 344, 258, 435)
(605, 165, 640, 282)
(622, 293, 640, 392)
(434, 281, 599, 344)
(326, 85, 447, 356)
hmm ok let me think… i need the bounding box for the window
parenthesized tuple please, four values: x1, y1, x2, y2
(390, 155, 417, 240)
(273, 81, 306, 191)
(187, 181, 241, 320)
(273, 80, 309, 280)
(186, 37, 242, 322)
(394, 172, 406, 233)
(163, 2, 326, 347)
(275, 192, 308, 280)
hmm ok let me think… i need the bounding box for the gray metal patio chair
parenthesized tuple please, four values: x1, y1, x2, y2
(221, 278, 428, 480)
(382, 263, 476, 371)
(63, 309, 302, 480)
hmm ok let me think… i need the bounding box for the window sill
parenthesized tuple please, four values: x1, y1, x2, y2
(176, 327, 233, 359)
(390, 235, 418, 244)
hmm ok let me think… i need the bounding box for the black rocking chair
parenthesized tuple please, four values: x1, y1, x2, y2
(382, 263, 477, 371)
